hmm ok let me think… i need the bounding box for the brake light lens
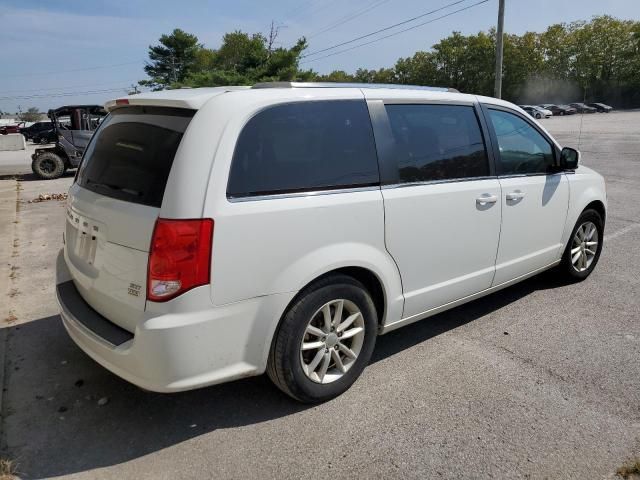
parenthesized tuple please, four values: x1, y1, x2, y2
(147, 218, 214, 302)
(115, 98, 129, 105)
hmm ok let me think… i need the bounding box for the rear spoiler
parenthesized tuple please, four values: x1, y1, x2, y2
(104, 86, 251, 112)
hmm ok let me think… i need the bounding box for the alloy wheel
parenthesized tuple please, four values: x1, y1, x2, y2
(299, 299, 365, 384)
(571, 221, 599, 272)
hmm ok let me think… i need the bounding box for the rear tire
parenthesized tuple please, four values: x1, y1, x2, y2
(267, 274, 378, 403)
(39, 136, 48, 144)
(558, 209, 604, 281)
(32, 152, 66, 180)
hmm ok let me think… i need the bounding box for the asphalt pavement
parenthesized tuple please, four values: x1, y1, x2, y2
(0, 111, 638, 479)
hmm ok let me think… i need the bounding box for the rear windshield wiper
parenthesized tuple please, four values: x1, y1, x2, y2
(86, 179, 142, 197)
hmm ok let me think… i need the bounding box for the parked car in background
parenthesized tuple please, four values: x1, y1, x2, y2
(56, 83, 607, 403)
(520, 105, 552, 119)
(587, 103, 613, 113)
(540, 104, 577, 116)
(21, 121, 54, 140)
(0, 122, 25, 134)
(31, 127, 57, 144)
(569, 103, 597, 113)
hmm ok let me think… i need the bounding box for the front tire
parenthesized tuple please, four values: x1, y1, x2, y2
(32, 152, 66, 180)
(559, 209, 604, 281)
(267, 274, 378, 403)
(535, 113, 542, 119)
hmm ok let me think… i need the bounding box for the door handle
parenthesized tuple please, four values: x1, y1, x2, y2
(476, 194, 498, 206)
(506, 191, 525, 201)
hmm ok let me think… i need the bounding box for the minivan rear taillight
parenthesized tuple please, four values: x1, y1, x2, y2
(147, 218, 214, 302)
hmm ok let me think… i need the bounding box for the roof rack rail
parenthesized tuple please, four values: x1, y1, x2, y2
(251, 81, 459, 93)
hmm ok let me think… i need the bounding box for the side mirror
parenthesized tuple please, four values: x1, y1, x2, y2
(560, 147, 580, 170)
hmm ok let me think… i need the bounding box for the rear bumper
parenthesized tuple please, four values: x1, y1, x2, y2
(56, 250, 293, 392)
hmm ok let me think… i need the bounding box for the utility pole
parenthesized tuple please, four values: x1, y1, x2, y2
(169, 55, 177, 84)
(494, 0, 505, 98)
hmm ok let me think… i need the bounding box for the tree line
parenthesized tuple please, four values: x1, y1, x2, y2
(141, 15, 640, 107)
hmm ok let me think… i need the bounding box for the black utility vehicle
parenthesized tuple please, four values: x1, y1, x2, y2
(588, 103, 613, 113)
(31, 105, 106, 179)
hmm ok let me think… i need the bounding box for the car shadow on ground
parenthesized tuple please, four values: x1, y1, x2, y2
(2, 270, 570, 478)
(0, 171, 75, 182)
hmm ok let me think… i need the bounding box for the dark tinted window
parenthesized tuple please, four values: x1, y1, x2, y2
(227, 100, 379, 198)
(76, 106, 194, 207)
(384, 104, 489, 183)
(487, 109, 554, 175)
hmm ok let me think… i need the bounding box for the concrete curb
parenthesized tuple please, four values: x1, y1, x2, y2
(0, 134, 26, 152)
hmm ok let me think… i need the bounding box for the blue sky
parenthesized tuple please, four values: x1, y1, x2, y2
(0, 0, 639, 112)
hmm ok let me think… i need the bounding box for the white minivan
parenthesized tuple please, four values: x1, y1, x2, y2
(56, 83, 606, 402)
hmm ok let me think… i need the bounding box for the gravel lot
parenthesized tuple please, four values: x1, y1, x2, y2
(0, 111, 639, 479)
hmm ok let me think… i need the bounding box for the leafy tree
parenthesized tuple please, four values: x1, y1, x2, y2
(141, 29, 311, 88)
(318, 15, 640, 106)
(141, 29, 201, 90)
(314, 70, 354, 82)
(141, 16, 640, 107)
(502, 31, 544, 100)
(393, 52, 435, 85)
(18, 107, 41, 122)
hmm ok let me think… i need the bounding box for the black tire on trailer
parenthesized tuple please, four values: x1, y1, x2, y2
(31, 152, 66, 180)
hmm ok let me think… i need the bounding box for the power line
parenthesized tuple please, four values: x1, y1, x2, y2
(0, 79, 139, 95)
(0, 87, 132, 101)
(282, 0, 318, 22)
(285, 0, 342, 23)
(302, 0, 472, 58)
(301, 0, 490, 64)
(1, 60, 144, 79)
(308, 0, 393, 39)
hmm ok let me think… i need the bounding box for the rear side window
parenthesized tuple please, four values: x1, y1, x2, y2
(227, 100, 379, 198)
(76, 106, 194, 207)
(384, 104, 489, 184)
(487, 109, 554, 175)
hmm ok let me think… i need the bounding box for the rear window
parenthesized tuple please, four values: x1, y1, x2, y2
(227, 100, 379, 198)
(76, 106, 194, 207)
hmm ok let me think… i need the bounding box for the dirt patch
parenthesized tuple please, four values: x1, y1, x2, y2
(28, 193, 68, 203)
(617, 459, 640, 479)
(0, 457, 20, 480)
